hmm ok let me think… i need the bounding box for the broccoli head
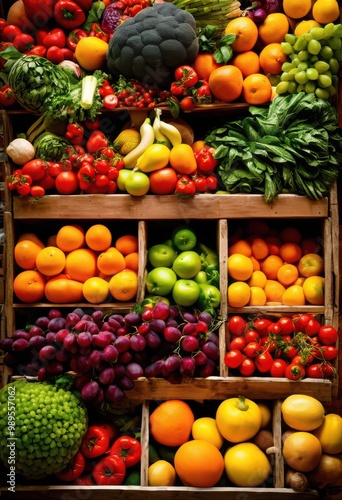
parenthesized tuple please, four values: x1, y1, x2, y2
(106, 2, 199, 86)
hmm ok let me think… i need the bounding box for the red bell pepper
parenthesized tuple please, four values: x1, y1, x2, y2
(195, 146, 219, 174)
(175, 175, 196, 199)
(0, 85, 16, 106)
(92, 455, 126, 485)
(42, 27, 66, 48)
(54, 0, 86, 29)
(67, 28, 88, 51)
(56, 450, 86, 482)
(108, 436, 142, 467)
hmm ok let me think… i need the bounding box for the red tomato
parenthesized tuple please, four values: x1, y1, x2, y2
(149, 168, 178, 195)
(239, 356, 256, 376)
(55, 171, 79, 194)
(270, 358, 288, 377)
(56, 450, 86, 481)
(276, 316, 295, 335)
(244, 328, 260, 344)
(224, 349, 243, 369)
(30, 185, 45, 197)
(317, 345, 338, 361)
(318, 325, 338, 345)
(80, 425, 111, 458)
(228, 316, 246, 336)
(293, 313, 313, 332)
(174, 65, 198, 87)
(103, 94, 119, 109)
(252, 318, 274, 337)
(305, 317, 321, 336)
(243, 341, 261, 358)
(255, 351, 273, 373)
(108, 436, 142, 467)
(179, 96, 196, 112)
(229, 336, 246, 351)
(92, 455, 126, 485)
(22, 159, 46, 181)
(306, 363, 325, 379)
(285, 362, 305, 380)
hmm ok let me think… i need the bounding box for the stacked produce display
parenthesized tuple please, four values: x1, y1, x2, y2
(0, 0, 341, 497)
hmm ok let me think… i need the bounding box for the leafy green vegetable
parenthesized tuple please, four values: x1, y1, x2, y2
(205, 93, 342, 202)
(197, 25, 236, 64)
(33, 132, 70, 161)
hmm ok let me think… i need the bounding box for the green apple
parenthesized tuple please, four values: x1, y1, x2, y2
(117, 168, 132, 192)
(125, 171, 150, 196)
(172, 226, 197, 251)
(172, 251, 202, 279)
(148, 244, 177, 268)
(146, 267, 177, 296)
(172, 279, 200, 307)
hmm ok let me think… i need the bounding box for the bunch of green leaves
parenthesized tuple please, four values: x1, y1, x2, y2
(197, 25, 236, 64)
(204, 92, 342, 202)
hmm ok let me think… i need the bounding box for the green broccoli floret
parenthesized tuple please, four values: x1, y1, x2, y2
(106, 2, 199, 86)
(0, 380, 88, 479)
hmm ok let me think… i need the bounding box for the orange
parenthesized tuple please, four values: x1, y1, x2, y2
(169, 144, 197, 175)
(115, 234, 138, 255)
(283, 0, 312, 19)
(85, 224, 112, 252)
(264, 279, 286, 303)
(312, 0, 340, 24)
(149, 400, 195, 447)
(280, 226, 302, 244)
(242, 73, 273, 105)
(35, 246, 66, 277)
(250, 237, 269, 260)
(64, 248, 98, 282)
(282, 284, 306, 306)
(232, 51, 260, 78)
(260, 254, 284, 279)
(208, 65, 243, 103)
(124, 252, 139, 272)
(191, 140, 206, 154)
(82, 277, 109, 304)
(97, 247, 126, 276)
(265, 235, 281, 255)
(14, 239, 44, 270)
(17, 232, 44, 248)
(44, 275, 84, 303)
(258, 13, 290, 45)
(279, 242, 302, 264)
(148, 460, 177, 486)
(47, 234, 57, 247)
(174, 440, 224, 487)
(259, 43, 287, 75)
(228, 253, 254, 281)
(248, 270, 267, 288)
(302, 276, 325, 305)
(283, 432, 322, 472)
(250, 255, 261, 271)
(75, 36, 109, 71)
(56, 224, 85, 252)
(108, 269, 138, 301)
(228, 281, 251, 307)
(13, 270, 46, 303)
(192, 52, 223, 81)
(224, 17, 259, 52)
(277, 263, 299, 286)
(228, 239, 252, 257)
(248, 286, 267, 306)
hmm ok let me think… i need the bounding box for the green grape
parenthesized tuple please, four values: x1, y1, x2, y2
(268, 74, 281, 86)
(306, 67, 319, 80)
(318, 74, 332, 88)
(323, 23, 337, 38)
(328, 84, 337, 97)
(294, 36, 308, 51)
(280, 72, 295, 81)
(313, 60, 330, 73)
(304, 81, 316, 94)
(297, 61, 309, 71)
(309, 27, 325, 40)
(296, 84, 305, 92)
(332, 24, 342, 37)
(295, 70, 309, 84)
(303, 32, 313, 43)
(287, 82, 297, 94)
(319, 46, 334, 60)
(285, 33, 297, 45)
(276, 81, 290, 94)
(298, 50, 309, 61)
(289, 67, 300, 75)
(309, 55, 319, 64)
(282, 62, 294, 72)
(333, 49, 342, 62)
(315, 87, 330, 100)
(329, 58, 339, 75)
(290, 56, 301, 67)
(307, 39, 321, 55)
(281, 42, 294, 55)
(327, 37, 342, 51)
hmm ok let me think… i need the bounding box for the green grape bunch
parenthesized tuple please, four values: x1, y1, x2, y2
(276, 22, 342, 99)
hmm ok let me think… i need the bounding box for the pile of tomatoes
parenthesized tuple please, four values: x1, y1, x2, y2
(224, 313, 338, 380)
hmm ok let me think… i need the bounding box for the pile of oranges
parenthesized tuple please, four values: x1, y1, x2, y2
(227, 221, 325, 307)
(13, 225, 139, 304)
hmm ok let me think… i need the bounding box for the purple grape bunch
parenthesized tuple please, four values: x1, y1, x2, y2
(0, 302, 224, 406)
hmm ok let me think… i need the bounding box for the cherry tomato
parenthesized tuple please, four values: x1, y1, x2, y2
(292, 353, 314, 366)
(56, 450, 85, 481)
(17, 182, 31, 196)
(55, 171, 79, 195)
(318, 325, 338, 345)
(238, 356, 256, 376)
(229, 336, 246, 351)
(253, 318, 274, 337)
(22, 159, 46, 182)
(284, 344, 298, 359)
(270, 358, 288, 377)
(80, 425, 111, 459)
(276, 316, 295, 335)
(103, 94, 119, 109)
(321, 362, 335, 378)
(92, 455, 126, 485)
(305, 317, 321, 336)
(244, 328, 260, 344)
(224, 349, 243, 369)
(228, 316, 246, 336)
(149, 167, 178, 195)
(108, 436, 142, 467)
(174, 65, 198, 87)
(285, 362, 305, 380)
(317, 345, 338, 361)
(30, 185, 45, 197)
(179, 96, 196, 112)
(255, 351, 273, 374)
(306, 363, 325, 379)
(243, 341, 261, 358)
(293, 313, 313, 333)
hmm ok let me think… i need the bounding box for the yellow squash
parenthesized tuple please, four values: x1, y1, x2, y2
(216, 395, 262, 443)
(136, 143, 171, 173)
(313, 413, 342, 454)
(281, 394, 325, 431)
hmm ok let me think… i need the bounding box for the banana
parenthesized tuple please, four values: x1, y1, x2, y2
(158, 111, 182, 147)
(123, 118, 155, 169)
(152, 108, 172, 148)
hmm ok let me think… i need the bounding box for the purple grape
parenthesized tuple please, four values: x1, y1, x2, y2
(0, 338, 14, 352)
(28, 325, 44, 338)
(55, 348, 71, 363)
(129, 334, 146, 352)
(165, 318, 178, 328)
(164, 326, 182, 343)
(145, 331, 162, 349)
(76, 354, 91, 373)
(197, 359, 216, 377)
(152, 301, 170, 320)
(181, 322, 197, 336)
(179, 356, 196, 377)
(81, 380, 99, 402)
(181, 335, 199, 353)
(45, 331, 57, 344)
(92, 310, 104, 323)
(114, 335, 130, 353)
(86, 322, 100, 335)
(248, 7, 267, 23)
(29, 335, 47, 350)
(164, 354, 182, 373)
(77, 331, 93, 348)
(55, 328, 71, 343)
(105, 384, 124, 403)
(65, 312, 82, 329)
(46, 361, 64, 376)
(144, 360, 165, 378)
(39, 345, 56, 361)
(108, 314, 125, 326)
(101, 322, 115, 333)
(149, 319, 166, 334)
(3, 353, 19, 368)
(183, 311, 197, 323)
(116, 326, 129, 336)
(48, 308, 62, 319)
(132, 351, 146, 367)
(113, 363, 125, 379)
(167, 371, 183, 384)
(138, 322, 150, 336)
(264, 0, 280, 14)
(117, 375, 135, 390)
(72, 307, 85, 318)
(63, 332, 77, 351)
(125, 362, 144, 380)
(81, 314, 93, 322)
(201, 341, 219, 360)
(118, 351, 133, 364)
(12, 338, 30, 351)
(70, 357, 80, 372)
(48, 316, 66, 332)
(12, 330, 30, 341)
(194, 350, 208, 366)
(98, 366, 115, 385)
(169, 305, 180, 319)
(88, 349, 102, 367)
(197, 311, 213, 325)
(25, 362, 40, 376)
(207, 332, 219, 346)
(74, 319, 91, 333)
(73, 371, 92, 390)
(35, 316, 50, 329)
(91, 386, 104, 406)
(124, 312, 141, 326)
(92, 331, 113, 348)
(102, 344, 119, 363)
(37, 366, 47, 381)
